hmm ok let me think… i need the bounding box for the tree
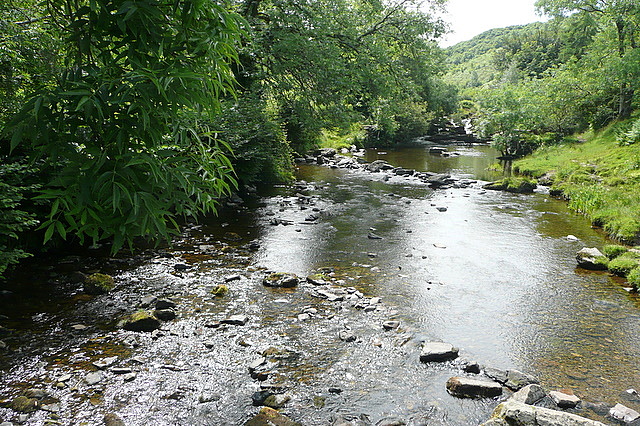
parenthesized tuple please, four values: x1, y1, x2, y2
(235, 0, 451, 149)
(536, 0, 640, 118)
(4, 0, 244, 252)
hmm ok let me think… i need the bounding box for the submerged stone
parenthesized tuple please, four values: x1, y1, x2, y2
(9, 396, 38, 413)
(504, 369, 539, 391)
(211, 284, 229, 297)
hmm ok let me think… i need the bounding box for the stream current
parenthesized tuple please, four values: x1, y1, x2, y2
(1, 140, 640, 425)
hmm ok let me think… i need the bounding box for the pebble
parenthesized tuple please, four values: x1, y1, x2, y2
(338, 330, 356, 342)
(85, 371, 103, 385)
(382, 321, 400, 331)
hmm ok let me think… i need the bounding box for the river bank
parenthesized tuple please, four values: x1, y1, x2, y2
(1, 141, 640, 425)
(514, 120, 640, 245)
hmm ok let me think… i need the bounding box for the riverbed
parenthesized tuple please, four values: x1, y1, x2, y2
(1, 140, 639, 425)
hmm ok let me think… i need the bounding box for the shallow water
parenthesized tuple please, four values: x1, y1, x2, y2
(1, 140, 639, 425)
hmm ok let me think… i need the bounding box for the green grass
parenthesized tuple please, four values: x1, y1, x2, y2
(608, 252, 640, 277)
(627, 267, 640, 289)
(318, 124, 365, 150)
(514, 119, 640, 243)
(602, 244, 628, 260)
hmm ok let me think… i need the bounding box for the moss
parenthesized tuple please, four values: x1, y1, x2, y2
(602, 244, 629, 260)
(306, 273, 330, 285)
(211, 284, 229, 297)
(84, 273, 115, 295)
(120, 310, 161, 332)
(627, 268, 640, 290)
(608, 252, 640, 277)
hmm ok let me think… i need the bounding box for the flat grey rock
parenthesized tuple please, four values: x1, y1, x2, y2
(420, 342, 459, 362)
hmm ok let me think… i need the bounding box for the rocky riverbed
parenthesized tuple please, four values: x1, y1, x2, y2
(2, 143, 640, 425)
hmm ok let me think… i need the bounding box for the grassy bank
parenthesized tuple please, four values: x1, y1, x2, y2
(514, 120, 640, 243)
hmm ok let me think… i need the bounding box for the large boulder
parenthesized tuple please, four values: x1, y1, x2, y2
(420, 342, 459, 362)
(511, 384, 547, 405)
(485, 400, 606, 426)
(446, 376, 503, 398)
(314, 148, 337, 158)
(576, 248, 609, 270)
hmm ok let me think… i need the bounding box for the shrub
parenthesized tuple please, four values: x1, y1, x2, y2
(0, 161, 39, 278)
(617, 118, 640, 146)
(602, 245, 628, 260)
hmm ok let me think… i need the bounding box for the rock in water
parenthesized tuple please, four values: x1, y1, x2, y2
(486, 400, 606, 426)
(504, 369, 539, 391)
(609, 403, 640, 425)
(263, 273, 300, 288)
(120, 311, 161, 332)
(511, 384, 547, 405)
(9, 396, 38, 413)
(245, 407, 302, 426)
(221, 315, 249, 326)
(420, 342, 459, 362)
(576, 247, 608, 270)
(84, 273, 115, 295)
(154, 309, 177, 321)
(549, 390, 581, 408)
(103, 413, 126, 426)
(446, 376, 503, 398)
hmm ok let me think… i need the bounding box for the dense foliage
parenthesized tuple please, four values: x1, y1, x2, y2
(446, 1, 640, 157)
(0, 0, 452, 276)
(231, 0, 453, 152)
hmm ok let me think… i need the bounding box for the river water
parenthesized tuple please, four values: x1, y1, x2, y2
(1, 140, 640, 425)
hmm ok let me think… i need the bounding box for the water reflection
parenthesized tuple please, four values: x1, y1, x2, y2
(255, 142, 640, 414)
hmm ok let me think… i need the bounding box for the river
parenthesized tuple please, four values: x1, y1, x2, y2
(1, 140, 639, 425)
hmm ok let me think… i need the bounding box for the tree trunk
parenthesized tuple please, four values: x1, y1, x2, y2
(619, 84, 634, 120)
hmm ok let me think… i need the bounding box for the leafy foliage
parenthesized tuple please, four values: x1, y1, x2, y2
(0, 161, 39, 277)
(240, 0, 452, 150)
(602, 244, 628, 259)
(4, 0, 244, 253)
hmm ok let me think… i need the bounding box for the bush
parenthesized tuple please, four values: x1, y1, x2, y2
(0, 161, 39, 278)
(608, 252, 640, 277)
(602, 244, 628, 260)
(214, 93, 293, 184)
(617, 118, 640, 146)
